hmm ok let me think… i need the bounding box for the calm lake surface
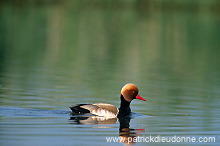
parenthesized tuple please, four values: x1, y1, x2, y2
(0, 1, 220, 145)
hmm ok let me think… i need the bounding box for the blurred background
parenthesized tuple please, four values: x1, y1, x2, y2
(0, 0, 220, 145)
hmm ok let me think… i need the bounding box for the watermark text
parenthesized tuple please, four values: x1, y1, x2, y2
(106, 135, 216, 144)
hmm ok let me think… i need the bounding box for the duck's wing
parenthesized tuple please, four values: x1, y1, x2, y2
(70, 103, 118, 118)
(93, 103, 119, 115)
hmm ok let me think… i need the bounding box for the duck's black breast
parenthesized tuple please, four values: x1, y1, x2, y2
(117, 107, 131, 118)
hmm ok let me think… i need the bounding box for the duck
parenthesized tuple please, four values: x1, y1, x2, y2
(70, 83, 146, 118)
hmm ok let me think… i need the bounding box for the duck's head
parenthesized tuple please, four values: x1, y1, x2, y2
(121, 83, 146, 102)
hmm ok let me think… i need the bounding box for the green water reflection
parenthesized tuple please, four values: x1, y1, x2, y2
(1, 0, 219, 103)
(1, 1, 219, 84)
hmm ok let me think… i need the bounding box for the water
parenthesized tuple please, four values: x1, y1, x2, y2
(0, 1, 220, 145)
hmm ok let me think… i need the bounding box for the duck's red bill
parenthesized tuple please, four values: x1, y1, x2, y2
(136, 94, 146, 101)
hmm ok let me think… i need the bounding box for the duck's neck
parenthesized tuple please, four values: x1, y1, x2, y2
(118, 94, 131, 117)
(120, 94, 130, 108)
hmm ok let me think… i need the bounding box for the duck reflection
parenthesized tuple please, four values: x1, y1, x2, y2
(70, 115, 145, 145)
(70, 115, 117, 125)
(118, 116, 145, 145)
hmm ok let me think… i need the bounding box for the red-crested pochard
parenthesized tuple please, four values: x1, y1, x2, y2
(70, 83, 146, 118)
